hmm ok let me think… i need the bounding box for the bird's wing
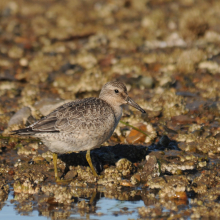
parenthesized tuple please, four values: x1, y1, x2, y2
(30, 98, 115, 133)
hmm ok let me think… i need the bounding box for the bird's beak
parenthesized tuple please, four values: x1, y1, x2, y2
(126, 96, 146, 113)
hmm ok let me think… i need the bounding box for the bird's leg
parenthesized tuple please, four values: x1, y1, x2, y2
(53, 153, 72, 183)
(86, 150, 98, 177)
(53, 153, 60, 181)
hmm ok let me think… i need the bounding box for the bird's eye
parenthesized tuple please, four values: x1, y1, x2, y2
(114, 89, 119, 94)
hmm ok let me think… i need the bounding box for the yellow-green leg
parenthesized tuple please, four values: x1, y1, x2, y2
(53, 153, 72, 183)
(89, 191, 97, 204)
(86, 150, 98, 177)
(53, 153, 59, 181)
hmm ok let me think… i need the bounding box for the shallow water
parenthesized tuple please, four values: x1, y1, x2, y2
(1, 190, 146, 220)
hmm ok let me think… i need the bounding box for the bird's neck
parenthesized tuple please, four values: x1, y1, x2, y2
(113, 105, 123, 124)
(100, 97, 123, 126)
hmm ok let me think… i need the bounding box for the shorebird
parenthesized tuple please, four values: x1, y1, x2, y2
(12, 81, 146, 182)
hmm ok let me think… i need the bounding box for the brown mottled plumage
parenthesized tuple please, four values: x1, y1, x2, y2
(12, 81, 146, 180)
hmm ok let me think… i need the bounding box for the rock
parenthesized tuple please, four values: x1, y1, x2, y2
(215, 133, 220, 140)
(64, 169, 77, 180)
(29, 143, 38, 149)
(33, 156, 46, 164)
(173, 191, 188, 200)
(42, 184, 74, 204)
(171, 115, 196, 125)
(8, 46, 24, 59)
(138, 204, 162, 218)
(158, 135, 170, 147)
(8, 169, 15, 175)
(146, 110, 161, 118)
(19, 58, 29, 67)
(126, 123, 147, 144)
(198, 61, 220, 74)
(130, 174, 141, 185)
(176, 49, 205, 74)
(8, 107, 31, 127)
(139, 76, 154, 88)
(116, 158, 136, 176)
(158, 75, 173, 87)
(140, 155, 160, 183)
(13, 179, 40, 194)
(0, 180, 9, 203)
(98, 54, 115, 67)
(97, 167, 122, 187)
(120, 179, 133, 187)
(17, 147, 37, 156)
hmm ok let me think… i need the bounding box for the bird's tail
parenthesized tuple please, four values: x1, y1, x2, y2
(11, 127, 34, 136)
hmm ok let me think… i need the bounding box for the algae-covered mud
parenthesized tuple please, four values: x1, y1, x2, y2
(1, 0, 220, 219)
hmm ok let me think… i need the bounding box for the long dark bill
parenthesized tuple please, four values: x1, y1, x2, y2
(126, 96, 146, 113)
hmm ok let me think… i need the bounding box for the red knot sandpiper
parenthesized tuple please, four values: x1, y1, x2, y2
(12, 81, 146, 182)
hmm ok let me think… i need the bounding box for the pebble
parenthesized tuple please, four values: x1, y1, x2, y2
(33, 156, 45, 163)
(198, 61, 220, 74)
(8, 169, 15, 175)
(8, 46, 24, 59)
(8, 106, 31, 126)
(126, 123, 146, 144)
(120, 179, 133, 187)
(171, 115, 196, 125)
(139, 76, 154, 89)
(116, 158, 135, 176)
(130, 174, 141, 185)
(19, 58, 29, 66)
(173, 192, 188, 200)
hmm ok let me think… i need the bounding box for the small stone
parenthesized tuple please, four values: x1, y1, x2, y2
(98, 54, 115, 67)
(173, 192, 188, 200)
(116, 158, 135, 176)
(198, 61, 220, 74)
(19, 58, 29, 66)
(8, 169, 15, 175)
(130, 174, 141, 185)
(78, 200, 88, 209)
(65, 169, 77, 180)
(215, 133, 220, 140)
(8, 46, 24, 59)
(18, 147, 37, 156)
(139, 76, 154, 89)
(140, 155, 160, 183)
(8, 107, 31, 127)
(197, 200, 203, 206)
(120, 179, 133, 187)
(33, 156, 45, 163)
(158, 135, 170, 147)
(126, 123, 146, 144)
(175, 169, 183, 175)
(13, 180, 40, 194)
(171, 115, 196, 125)
(29, 143, 39, 150)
